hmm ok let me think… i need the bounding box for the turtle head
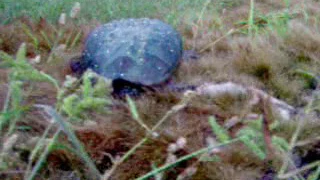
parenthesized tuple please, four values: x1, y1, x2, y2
(67, 55, 89, 77)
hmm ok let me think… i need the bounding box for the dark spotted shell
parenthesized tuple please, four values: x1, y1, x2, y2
(82, 18, 183, 85)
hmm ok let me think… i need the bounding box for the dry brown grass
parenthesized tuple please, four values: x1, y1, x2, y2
(1, 1, 320, 180)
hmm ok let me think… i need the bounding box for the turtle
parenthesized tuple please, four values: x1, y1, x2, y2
(70, 18, 198, 98)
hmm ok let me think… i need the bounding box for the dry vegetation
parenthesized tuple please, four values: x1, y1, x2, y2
(0, 0, 320, 180)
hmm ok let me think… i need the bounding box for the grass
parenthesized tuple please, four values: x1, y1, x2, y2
(1, 0, 320, 180)
(0, 0, 220, 26)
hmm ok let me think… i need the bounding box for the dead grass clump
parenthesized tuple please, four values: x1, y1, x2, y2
(0, 17, 93, 84)
(284, 21, 320, 73)
(286, 20, 320, 54)
(232, 36, 289, 80)
(192, 92, 249, 118)
(230, 35, 306, 104)
(193, 146, 264, 180)
(275, 115, 320, 142)
(46, 149, 80, 172)
(73, 110, 197, 180)
(111, 138, 191, 180)
(195, 164, 261, 180)
(133, 95, 180, 124)
(75, 127, 133, 173)
(0, 17, 50, 56)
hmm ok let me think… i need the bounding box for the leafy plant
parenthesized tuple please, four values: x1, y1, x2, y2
(236, 117, 290, 160)
(0, 43, 59, 134)
(60, 70, 112, 120)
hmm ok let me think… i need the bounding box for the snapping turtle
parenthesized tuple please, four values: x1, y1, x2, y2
(71, 18, 198, 97)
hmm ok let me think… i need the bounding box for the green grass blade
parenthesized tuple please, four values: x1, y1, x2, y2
(240, 135, 266, 160)
(35, 105, 101, 179)
(40, 30, 53, 49)
(69, 30, 82, 49)
(136, 137, 241, 180)
(208, 116, 230, 143)
(307, 165, 320, 180)
(126, 95, 152, 133)
(24, 123, 54, 179)
(26, 129, 60, 180)
(248, 0, 255, 37)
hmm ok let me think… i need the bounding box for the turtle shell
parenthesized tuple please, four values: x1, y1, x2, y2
(82, 18, 183, 86)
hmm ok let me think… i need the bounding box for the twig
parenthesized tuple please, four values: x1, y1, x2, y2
(295, 136, 320, 147)
(278, 161, 320, 179)
(277, 113, 305, 179)
(199, 29, 235, 53)
(261, 96, 275, 159)
(196, 82, 296, 121)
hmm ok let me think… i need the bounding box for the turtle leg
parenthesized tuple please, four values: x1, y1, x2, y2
(111, 78, 154, 99)
(166, 84, 197, 93)
(164, 78, 197, 93)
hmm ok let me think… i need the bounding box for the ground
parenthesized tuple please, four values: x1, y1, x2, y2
(0, 0, 320, 180)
